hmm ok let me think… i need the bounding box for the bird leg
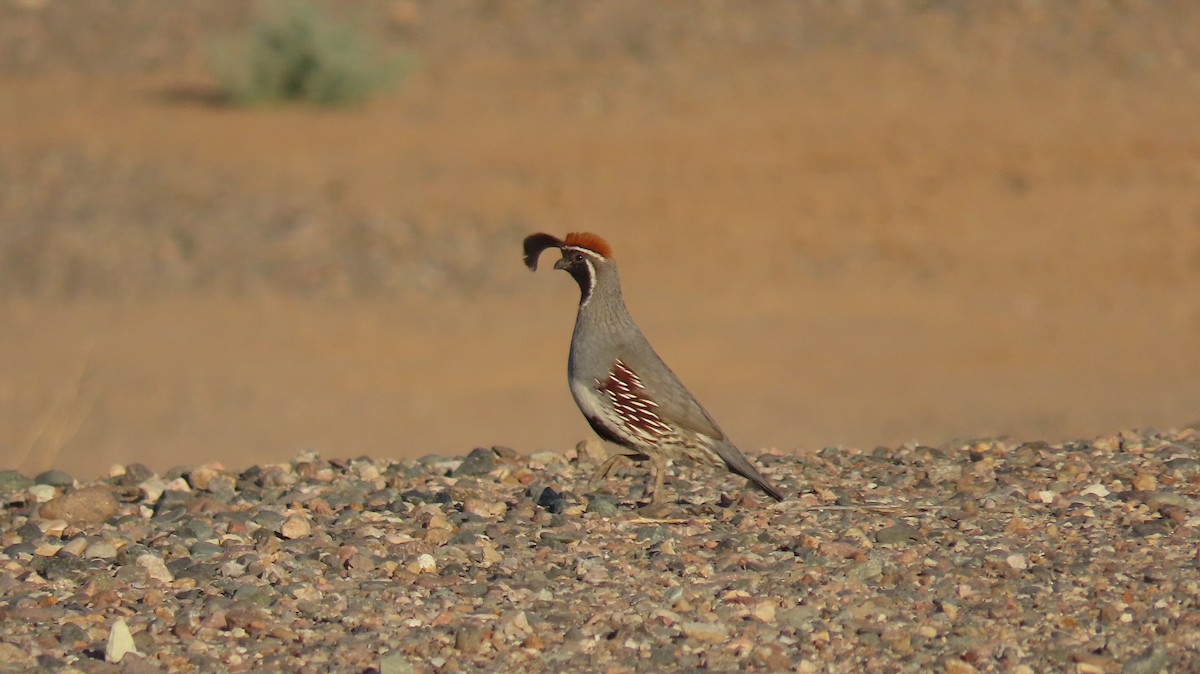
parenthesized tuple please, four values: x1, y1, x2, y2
(590, 454, 628, 485)
(645, 455, 666, 505)
(591, 450, 664, 504)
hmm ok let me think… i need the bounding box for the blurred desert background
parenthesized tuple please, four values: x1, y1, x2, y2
(1, 1, 1198, 480)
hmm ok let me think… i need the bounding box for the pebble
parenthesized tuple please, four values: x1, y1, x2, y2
(454, 625, 485, 653)
(408, 553, 436, 574)
(379, 653, 415, 674)
(943, 658, 978, 674)
(0, 470, 34, 493)
(186, 465, 222, 491)
(875, 521, 921, 544)
(1122, 644, 1169, 674)
(105, 619, 139, 663)
(680, 622, 728, 643)
(278, 514, 312, 539)
(454, 447, 501, 477)
(0, 642, 27, 667)
(28, 484, 58, 503)
(35, 469, 74, 487)
(585, 494, 619, 516)
(1006, 553, 1028, 570)
(136, 553, 175, 583)
(462, 498, 507, 519)
(38, 485, 119, 523)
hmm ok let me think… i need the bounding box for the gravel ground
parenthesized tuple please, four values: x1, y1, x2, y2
(0, 429, 1198, 673)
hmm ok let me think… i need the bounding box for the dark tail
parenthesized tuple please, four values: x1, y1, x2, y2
(744, 470, 786, 502)
(718, 444, 786, 501)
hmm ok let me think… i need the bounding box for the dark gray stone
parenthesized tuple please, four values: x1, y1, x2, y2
(34, 469, 74, 487)
(454, 447, 500, 477)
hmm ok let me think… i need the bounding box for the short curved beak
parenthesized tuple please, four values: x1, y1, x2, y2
(553, 257, 570, 271)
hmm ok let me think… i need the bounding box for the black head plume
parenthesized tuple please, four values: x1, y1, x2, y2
(523, 233, 565, 270)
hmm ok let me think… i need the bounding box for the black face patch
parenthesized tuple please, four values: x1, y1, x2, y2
(558, 246, 605, 304)
(567, 257, 594, 302)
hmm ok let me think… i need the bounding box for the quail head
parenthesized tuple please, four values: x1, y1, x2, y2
(523, 231, 786, 504)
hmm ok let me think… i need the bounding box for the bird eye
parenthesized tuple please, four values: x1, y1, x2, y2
(571, 252, 585, 263)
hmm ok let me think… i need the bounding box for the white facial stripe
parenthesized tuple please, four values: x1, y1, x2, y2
(562, 245, 607, 262)
(579, 259, 596, 306)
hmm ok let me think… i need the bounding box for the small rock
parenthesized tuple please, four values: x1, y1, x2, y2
(0, 642, 28, 666)
(61, 537, 88, 556)
(1130, 521, 1171, 537)
(680, 622, 727, 643)
(137, 477, 170, 504)
(0, 470, 34, 494)
(85, 541, 119, 560)
(408, 553, 436, 574)
(1006, 553, 1028, 570)
(491, 445, 519, 459)
(454, 625, 485, 653)
(35, 469, 74, 487)
(495, 610, 532, 642)
(1132, 473, 1157, 491)
(875, 522, 921, 545)
(1072, 651, 1119, 673)
(577, 438, 608, 462)
(943, 658, 977, 674)
(938, 601, 960, 621)
(225, 601, 272, 632)
(178, 519, 214, 541)
(462, 498, 507, 519)
(105, 618, 139, 663)
(29, 484, 58, 503)
(277, 515, 312, 540)
(59, 622, 89, 647)
(1122, 644, 1169, 674)
(847, 556, 884, 582)
(534, 485, 566, 513)
(522, 633, 547, 650)
(478, 540, 503, 565)
(39, 485, 119, 524)
(454, 447, 500, 476)
(137, 553, 175, 583)
(379, 653, 415, 674)
(1141, 491, 1189, 509)
(527, 450, 562, 467)
(778, 605, 819, 630)
(115, 463, 155, 485)
(751, 600, 777, 623)
(585, 494, 619, 516)
(186, 465, 222, 491)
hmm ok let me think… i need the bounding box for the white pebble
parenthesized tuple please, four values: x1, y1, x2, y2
(137, 553, 174, 583)
(28, 484, 57, 503)
(105, 618, 139, 663)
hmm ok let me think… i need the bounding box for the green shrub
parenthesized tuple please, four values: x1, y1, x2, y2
(212, 2, 405, 107)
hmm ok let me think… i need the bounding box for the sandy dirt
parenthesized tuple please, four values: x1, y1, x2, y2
(1, 2, 1199, 478)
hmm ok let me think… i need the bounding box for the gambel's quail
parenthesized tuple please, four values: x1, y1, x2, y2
(523, 231, 786, 504)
